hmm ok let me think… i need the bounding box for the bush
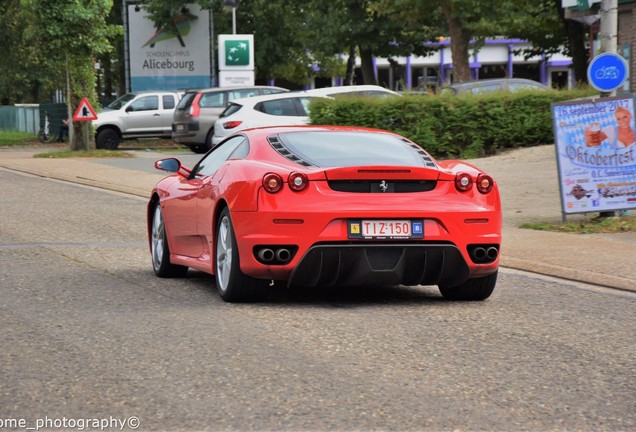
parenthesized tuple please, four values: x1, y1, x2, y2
(309, 87, 597, 159)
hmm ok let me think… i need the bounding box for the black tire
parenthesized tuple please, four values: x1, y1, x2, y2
(190, 144, 207, 154)
(438, 270, 498, 301)
(205, 129, 215, 152)
(150, 202, 188, 278)
(96, 128, 120, 150)
(215, 208, 268, 302)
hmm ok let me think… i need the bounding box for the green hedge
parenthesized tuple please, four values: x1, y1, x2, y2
(309, 88, 598, 159)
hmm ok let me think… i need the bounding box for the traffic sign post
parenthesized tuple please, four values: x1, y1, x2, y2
(73, 98, 98, 151)
(587, 52, 629, 93)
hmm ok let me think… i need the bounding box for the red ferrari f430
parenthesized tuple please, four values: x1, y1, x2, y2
(148, 126, 502, 302)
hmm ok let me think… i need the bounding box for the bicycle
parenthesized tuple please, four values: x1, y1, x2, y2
(37, 111, 58, 143)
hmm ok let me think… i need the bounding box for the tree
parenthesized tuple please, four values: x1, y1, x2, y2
(370, 0, 522, 83)
(22, 0, 119, 150)
(502, 0, 588, 86)
(303, 0, 435, 86)
(0, 0, 52, 104)
(141, 0, 434, 87)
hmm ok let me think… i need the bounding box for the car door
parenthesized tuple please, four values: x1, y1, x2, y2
(124, 95, 163, 133)
(163, 136, 247, 260)
(160, 94, 177, 133)
(167, 136, 248, 262)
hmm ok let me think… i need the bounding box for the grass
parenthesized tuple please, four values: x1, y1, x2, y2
(0, 129, 184, 157)
(0, 130, 41, 147)
(521, 215, 636, 234)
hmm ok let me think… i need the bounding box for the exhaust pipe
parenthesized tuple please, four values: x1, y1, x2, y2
(486, 247, 499, 260)
(275, 248, 291, 263)
(257, 248, 275, 262)
(472, 247, 487, 261)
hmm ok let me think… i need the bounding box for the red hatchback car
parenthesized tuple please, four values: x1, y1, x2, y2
(148, 125, 502, 302)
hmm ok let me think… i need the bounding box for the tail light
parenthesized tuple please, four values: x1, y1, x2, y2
(476, 174, 494, 194)
(189, 93, 202, 117)
(288, 172, 308, 191)
(263, 173, 283, 193)
(455, 172, 473, 192)
(223, 121, 243, 129)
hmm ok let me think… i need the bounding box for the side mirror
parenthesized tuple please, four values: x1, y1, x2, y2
(155, 158, 181, 173)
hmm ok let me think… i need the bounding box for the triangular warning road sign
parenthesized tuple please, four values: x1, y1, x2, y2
(73, 97, 98, 121)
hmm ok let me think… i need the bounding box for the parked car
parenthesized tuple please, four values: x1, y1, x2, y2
(300, 84, 401, 98)
(211, 92, 327, 146)
(148, 125, 502, 303)
(442, 78, 548, 95)
(93, 91, 182, 150)
(172, 85, 289, 154)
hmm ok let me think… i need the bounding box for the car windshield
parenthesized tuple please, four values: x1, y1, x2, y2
(106, 93, 137, 110)
(276, 131, 433, 168)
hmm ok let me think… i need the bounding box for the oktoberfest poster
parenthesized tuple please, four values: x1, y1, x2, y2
(552, 95, 636, 214)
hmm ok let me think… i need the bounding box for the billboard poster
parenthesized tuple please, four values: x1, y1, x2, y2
(552, 95, 636, 215)
(127, 4, 210, 91)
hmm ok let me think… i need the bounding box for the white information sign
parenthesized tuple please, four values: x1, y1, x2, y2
(552, 96, 636, 215)
(127, 4, 210, 90)
(218, 34, 255, 87)
(218, 71, 255, 87)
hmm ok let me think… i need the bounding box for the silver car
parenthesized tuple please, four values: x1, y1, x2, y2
(93, 91, 183, 150)
(172, 85, 288, 153)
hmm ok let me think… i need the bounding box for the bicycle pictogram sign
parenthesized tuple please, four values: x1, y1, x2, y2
(587, 53, 628, 92)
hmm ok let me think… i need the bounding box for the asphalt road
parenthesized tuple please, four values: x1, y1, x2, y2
(1, 169, 635, 431)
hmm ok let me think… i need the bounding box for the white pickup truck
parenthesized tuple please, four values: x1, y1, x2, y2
(93, 91, 182, 149)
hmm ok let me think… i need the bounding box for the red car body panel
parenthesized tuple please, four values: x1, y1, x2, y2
(148, 125, 502, 290)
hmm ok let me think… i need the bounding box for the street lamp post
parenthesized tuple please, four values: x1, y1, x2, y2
(222, 0, 238, 34)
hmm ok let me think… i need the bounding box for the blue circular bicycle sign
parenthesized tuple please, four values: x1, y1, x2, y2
(587, 52, 628, 92)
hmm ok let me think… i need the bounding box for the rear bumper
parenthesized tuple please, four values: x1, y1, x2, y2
(228, 181, 501, 286)
(289, 243, 470, 288)
(172, 121, 203, 143)
(231, 210, 500, 286)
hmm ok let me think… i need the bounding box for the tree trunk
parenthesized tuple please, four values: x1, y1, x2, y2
(67, 55, 95, 152)
(67, 57, 83, 152)
(442, 4, 472, 83)
(359, 47, 378, 85)
(344, 45, 356, 85)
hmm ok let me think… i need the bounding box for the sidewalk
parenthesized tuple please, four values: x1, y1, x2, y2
(1, 145, 635, 293)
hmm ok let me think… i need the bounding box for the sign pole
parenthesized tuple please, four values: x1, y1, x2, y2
(600, 0, 619, 96)
(600, 0, 620, 217)
(84, 122, 89, 151)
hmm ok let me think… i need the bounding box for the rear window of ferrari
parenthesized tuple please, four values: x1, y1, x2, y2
(275, 131, 435, 168)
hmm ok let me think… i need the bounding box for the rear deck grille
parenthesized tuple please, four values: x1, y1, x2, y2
(328, 180, 437, 193)
(268, 136, 313, 167)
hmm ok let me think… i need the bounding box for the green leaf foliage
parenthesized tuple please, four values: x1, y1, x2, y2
(20, 0, 118, 150)
(310, 88, 597, 159)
